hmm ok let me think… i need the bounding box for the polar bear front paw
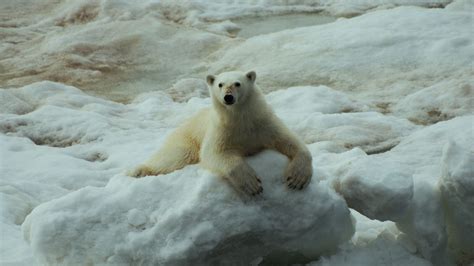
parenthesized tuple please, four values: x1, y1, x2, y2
(237, 175, 263, 196)
(285, 160, 312, 190)
(227, 169, 263, 196)
(127, 165, 159, 178)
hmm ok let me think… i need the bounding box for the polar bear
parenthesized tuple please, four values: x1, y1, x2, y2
(129, 71, 312, 195)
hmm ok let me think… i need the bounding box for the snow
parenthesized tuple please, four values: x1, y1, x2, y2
(1, 0, 474, 265)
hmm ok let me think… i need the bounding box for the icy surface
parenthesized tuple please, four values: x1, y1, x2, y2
(1, 0, 474, 265)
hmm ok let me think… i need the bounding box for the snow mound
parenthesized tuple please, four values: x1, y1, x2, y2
(312, 234, 431, 266)
(334, 115, 473, 264)
(268, 86, 366, 115)
(291, 112, 417, 154)
(0, 81, 124, 147)
(268, 86, 418, 153)
(393, 79, 473, 125)
(440, 141, 474, 264)
(22, 151, 354, 265)
(166, 78, 209, 102)
(310, 210, 431, 266)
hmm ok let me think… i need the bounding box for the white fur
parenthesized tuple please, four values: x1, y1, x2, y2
(129, 71, 312, 196)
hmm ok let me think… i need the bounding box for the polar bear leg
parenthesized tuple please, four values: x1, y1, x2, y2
(272, 131, 313, 189)
(283, 152, 313, 189)
(129, 136, 199, 178)
(201, 148, 263, 196)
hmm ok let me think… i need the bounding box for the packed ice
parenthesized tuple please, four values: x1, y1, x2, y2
(1, 0, 473, 265)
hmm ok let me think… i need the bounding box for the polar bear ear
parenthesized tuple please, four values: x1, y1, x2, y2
(206, 75, 216, 86)
(246, 71, 256, 83)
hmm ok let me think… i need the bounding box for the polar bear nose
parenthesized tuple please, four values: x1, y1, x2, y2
(224, 95, 235, 105)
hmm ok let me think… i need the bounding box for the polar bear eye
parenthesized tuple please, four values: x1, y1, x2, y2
(234, 82, 241, 87)
(218, 83, 223, 88)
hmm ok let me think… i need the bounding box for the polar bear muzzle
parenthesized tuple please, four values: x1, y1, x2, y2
(224, 94, 235, 105)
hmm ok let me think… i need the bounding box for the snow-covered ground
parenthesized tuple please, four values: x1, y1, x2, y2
(1, 0, 473, 265)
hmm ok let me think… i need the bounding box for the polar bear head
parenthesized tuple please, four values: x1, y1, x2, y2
(206, 71, 257, 107)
